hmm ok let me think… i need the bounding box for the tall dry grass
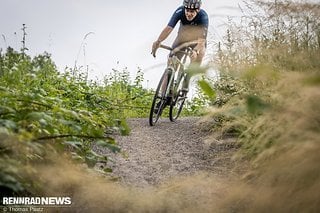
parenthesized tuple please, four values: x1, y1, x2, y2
(210, 71, 320, 212)
(204, 0, 320, 211)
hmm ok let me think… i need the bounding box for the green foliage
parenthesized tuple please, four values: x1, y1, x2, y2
(302, 74, 320, 86)
(182, 94, 209, 116)
(246, 95, 271, 115)
(0, 42, 153, 196)
(212, 74, 246, 107)
(103, 68, 153, 118)
(198, 79, 216, 100)
(0, 132, 49, 196)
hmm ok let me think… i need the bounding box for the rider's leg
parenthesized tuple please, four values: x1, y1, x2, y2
(171, 38, 207, 94)
(182, 47, 205, 92)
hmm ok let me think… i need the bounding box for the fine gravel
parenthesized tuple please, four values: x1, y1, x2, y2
(94, 117, 239, 187)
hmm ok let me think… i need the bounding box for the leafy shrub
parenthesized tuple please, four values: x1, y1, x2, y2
(0, 44, 154, 196)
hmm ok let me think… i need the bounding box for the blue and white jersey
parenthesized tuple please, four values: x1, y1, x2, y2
(168, 6, 209, 43)
(168, 6, 209, 29)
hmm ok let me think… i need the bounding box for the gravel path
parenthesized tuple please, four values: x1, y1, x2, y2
(94, 117, 238, 187)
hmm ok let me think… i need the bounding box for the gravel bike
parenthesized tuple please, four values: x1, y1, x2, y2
(149, 44, 194, 126)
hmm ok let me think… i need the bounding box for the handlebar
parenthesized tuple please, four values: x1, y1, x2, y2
(159, 44, 173, 51)
(159, 44, 195, 68)
(153, 40, 201, 58)
(159, 44, 193, 55)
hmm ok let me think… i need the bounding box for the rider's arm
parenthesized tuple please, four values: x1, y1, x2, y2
(152, 7, 183, 57)
(160, 6, 184, 42)
(152, 26, 173, 57)
(191, 38, 206, 63)
(155, 26, 173, 44)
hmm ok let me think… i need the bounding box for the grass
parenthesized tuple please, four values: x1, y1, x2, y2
(202, 0, 320, 211)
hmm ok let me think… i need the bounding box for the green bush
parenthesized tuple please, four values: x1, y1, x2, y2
(0, 45, 154, 196)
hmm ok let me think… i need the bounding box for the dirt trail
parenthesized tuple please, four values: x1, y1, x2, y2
(94, 117, 239, 187)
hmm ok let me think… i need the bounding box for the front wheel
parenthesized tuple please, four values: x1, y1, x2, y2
(149, 69, 171, 126)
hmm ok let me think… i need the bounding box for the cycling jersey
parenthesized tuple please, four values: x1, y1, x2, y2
(168, 6, 209, 48)
(168, 6, 209, 30)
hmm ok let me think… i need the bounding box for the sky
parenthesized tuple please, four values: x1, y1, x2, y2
(0, 0, 243, 88)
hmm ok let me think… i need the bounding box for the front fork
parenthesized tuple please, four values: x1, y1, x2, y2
(161, 68, 175, 105)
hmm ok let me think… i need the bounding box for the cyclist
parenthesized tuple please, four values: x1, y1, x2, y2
(151, 0, 209, 92)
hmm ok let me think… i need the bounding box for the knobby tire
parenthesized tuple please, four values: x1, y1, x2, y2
(149, 69, 170, 126)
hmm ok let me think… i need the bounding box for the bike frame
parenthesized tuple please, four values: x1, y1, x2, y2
(160, 44, 192, 97)
(149, 44, 194, 126)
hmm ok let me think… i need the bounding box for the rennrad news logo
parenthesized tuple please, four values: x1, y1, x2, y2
(2, 197, 72, 206)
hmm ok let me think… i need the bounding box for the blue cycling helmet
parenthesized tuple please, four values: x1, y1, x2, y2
(183, 0, 202, 9)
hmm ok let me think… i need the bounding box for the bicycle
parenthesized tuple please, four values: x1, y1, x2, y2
(149, 44, 194, 126)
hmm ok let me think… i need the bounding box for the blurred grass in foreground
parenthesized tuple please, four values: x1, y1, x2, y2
(202, 0, 320, 211)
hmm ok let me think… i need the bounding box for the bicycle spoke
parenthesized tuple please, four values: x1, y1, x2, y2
(149, 69, 171, 126)
(169, 73, 187, 122)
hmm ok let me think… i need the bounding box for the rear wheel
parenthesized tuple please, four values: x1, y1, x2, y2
(169, 73, 187, 121)
(149, 69, 171, 126)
